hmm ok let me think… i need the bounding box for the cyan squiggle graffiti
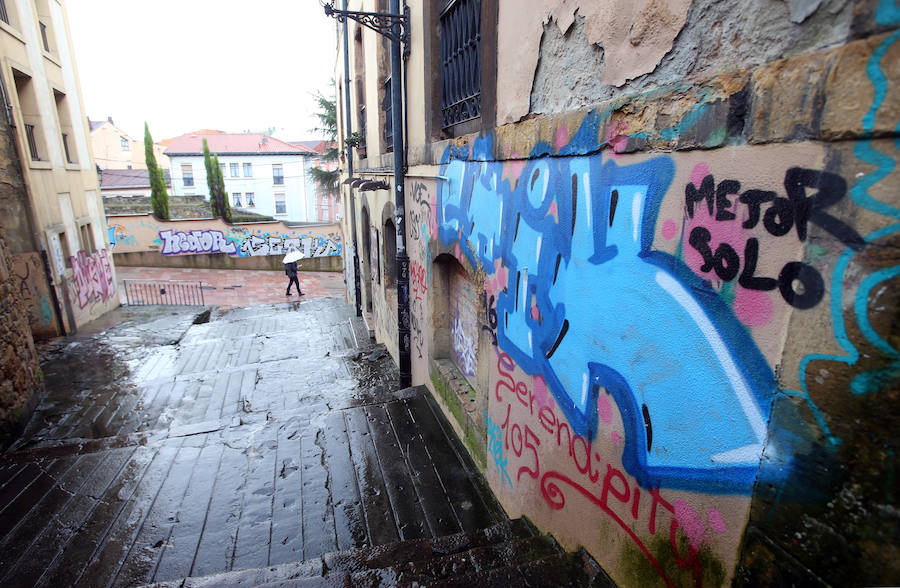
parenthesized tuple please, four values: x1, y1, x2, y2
(788, 27, 900, 445)
(437, 132, 776, 494)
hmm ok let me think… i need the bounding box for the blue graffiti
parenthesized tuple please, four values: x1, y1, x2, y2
(437, 132, 776, 494)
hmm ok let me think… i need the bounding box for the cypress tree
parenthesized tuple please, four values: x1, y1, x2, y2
(145, 122, 169, 220)
(203, 139, 219, 218)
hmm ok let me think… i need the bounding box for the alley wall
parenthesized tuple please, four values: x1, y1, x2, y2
(338, 0, 900, 585)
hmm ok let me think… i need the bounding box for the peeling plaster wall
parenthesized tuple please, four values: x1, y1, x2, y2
(499, 0, 864, 125)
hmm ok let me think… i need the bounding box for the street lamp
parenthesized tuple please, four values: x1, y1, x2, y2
(322, 0, 412, 389)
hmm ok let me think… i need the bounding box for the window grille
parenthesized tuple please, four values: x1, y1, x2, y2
(120, 136, 129, 150)
(440, 0, 481, 129)
(39, 21, 49, 52)
(246, 192, 255, 207)
(233, 192, 242, 207)
(243, 162, 252, 177)
(230, 163, 239, 177)
(25, 124, 39, 160)
(273, 164, 284, 185)
(275, 193, 286, 214)
(383, 76, 393, 152)
(62, 132, 72, 163)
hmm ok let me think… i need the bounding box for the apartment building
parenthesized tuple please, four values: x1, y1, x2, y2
(89, 116, 169, 170)
(0, 0, 117, 334)
(165, 132, 316, 222)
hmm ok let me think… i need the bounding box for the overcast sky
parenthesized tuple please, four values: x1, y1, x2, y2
(67, 0, 338, 143)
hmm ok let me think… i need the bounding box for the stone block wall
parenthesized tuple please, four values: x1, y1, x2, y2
(0, 227, 40, 446)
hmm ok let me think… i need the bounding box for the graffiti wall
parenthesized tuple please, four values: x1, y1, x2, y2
(105, 216, 343, 266)
(408, 84, 900, 583)
(107, 215, 343, 271)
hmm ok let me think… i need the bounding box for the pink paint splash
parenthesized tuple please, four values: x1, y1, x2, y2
(547, 200, 559, 220)
(690, 163, 711, 188)
(597, 393, 613, 425)
(530, 305, 541, 320)
(734, 288, 774, 327)
(661, 219, 678, 240)
(454, 242, 462, 261)
(611, 431, 621, 445)
(673, 499, 707, 549)
(707, 509, 727, 535)
(532, 375, 554, 410)
(502, 156, 526, 186)
(555, 125, 569, 151)
(604, 120, 629, 156)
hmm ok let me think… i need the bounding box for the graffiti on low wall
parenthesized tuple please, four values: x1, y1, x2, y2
(104, 216, 343, 260)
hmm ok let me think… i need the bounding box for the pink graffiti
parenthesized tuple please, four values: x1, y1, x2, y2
(734, 288, 775, 328)
(681, 164, 774, 327)
(555, 125, 569, 151)
(662, 219, 678, 240)
(690, 163, 710, 188)
(707, 509, 727, 535)
(605, 120, 629, 155)
(597, 393, 613, 425)
(70, 249, 114, 308)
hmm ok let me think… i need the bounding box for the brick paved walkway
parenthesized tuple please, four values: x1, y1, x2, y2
(0, 298, 505, 587)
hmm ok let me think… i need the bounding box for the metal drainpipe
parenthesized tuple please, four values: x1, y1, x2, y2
(390, 0, 411, 388)
(343, 0, 362, 317)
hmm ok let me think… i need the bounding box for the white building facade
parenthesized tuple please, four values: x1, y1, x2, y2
(164, 133, 315, 222)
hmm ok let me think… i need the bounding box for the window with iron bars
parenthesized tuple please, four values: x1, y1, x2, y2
(383, 76, 393, 152)
(25, 124, 40, 160)
(440, 0, 481, 129)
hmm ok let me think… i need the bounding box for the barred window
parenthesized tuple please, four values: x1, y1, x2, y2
(440, 0, 481, 129)
(383, 76, 393, 152)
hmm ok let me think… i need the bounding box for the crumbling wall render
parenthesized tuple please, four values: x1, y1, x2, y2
(498, 0, 866, 126)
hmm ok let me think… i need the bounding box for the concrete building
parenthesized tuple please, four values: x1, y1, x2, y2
(88, 117, 169, 170)
(165, 132, 317, 222)
(0, 0, 118, 335)
(334, 1, 900, 585)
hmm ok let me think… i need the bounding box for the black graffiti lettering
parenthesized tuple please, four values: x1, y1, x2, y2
(784, 167, 865, 249)
(715, 180, 740, 221)
(762, 197, 794, 237)
(738, 238, 777, 291)
(739, 190, 776, 229)
(685, 174, 715, 219)
(688, 226, 739, 281)
(778, 261, 825, 309)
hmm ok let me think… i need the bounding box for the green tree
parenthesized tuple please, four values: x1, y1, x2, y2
(145, 122, 169, 220)
(203, 139, 231, 222)
(308, 89, 339, 197)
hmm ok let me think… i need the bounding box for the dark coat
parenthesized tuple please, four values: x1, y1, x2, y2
(285, 261, 298, 277)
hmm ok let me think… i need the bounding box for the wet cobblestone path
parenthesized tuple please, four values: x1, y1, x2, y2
(0, 299, 506, 587)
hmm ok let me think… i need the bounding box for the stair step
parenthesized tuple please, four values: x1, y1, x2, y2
(430, 552, 602, 588)
(147, 519, 537, 587)
(349, 535, 561, 586)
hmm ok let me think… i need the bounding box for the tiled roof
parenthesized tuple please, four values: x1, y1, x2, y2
(290, 140, 336, 154)
(100, 168, 171, 189)
(159, 129, 225, 146)
(164, 133, 308, 155)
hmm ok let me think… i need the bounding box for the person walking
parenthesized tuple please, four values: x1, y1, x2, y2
(284, 260, 304, 296)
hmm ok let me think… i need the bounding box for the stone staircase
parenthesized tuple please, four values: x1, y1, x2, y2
(149, 518, 615, 587)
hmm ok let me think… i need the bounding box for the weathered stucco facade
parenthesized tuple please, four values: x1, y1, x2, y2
(336, 0, 899, 584)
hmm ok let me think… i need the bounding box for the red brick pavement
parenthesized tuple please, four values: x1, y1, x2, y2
(115, 266, 348, 307)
